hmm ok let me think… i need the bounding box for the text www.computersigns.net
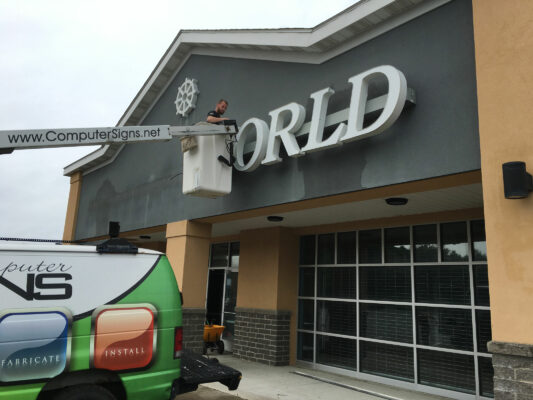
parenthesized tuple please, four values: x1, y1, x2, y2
(7, 127, 164, 145)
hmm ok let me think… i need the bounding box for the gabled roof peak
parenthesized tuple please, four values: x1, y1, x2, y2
(64, 0, 451, 176)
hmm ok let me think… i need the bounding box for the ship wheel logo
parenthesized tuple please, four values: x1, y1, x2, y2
(174, 78, 200, 117)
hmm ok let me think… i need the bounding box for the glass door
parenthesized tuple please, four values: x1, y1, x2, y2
(206, 242, 239, 352)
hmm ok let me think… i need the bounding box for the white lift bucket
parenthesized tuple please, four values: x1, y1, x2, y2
(182, 128, 232, 198)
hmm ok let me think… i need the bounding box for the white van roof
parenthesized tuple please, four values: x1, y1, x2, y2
(0, 242, 162, 255)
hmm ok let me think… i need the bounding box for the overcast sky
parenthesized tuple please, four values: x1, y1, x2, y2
(0, 0, 356, 240)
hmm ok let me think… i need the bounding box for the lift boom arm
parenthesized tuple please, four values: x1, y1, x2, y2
(0, 123, 237, 154)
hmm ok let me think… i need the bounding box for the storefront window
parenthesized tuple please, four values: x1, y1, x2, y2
(360, 341, 414, 382)
(296, 219, 493, 398)
(359, 303, 412, 343)
(317, 267, 356, 299)
(317, 300, 356, 335)
(210, 243, 229, 267)
(471, 220, 487, 261)
(478, 356, 495, 398)
(316, 335, 357, 371)
(476, 310, 492, 353)
(417, 349, 476, 394)
(359, 229, 381, 264)
(337, 231, 356, 264)
(474, 265, 490, 306)
(441, 222, 469, 262)
(359, 266, 411, 302)
(385, 227, 410, 263)
(413, 224, 438, 262)
(317, 233, 335, 264)
(298, 267, 315, 297)
(224, 271, 238, 313)
(297, 332, 313, 362)
(416, 307, 473, 351)
(230, 242, 240, 268)
(299, 235, 315, 265)
(415, 265, 470, 305)
(298, 300, 314, 331)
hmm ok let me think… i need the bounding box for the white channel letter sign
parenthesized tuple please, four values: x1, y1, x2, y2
(233, 65, 409, 172)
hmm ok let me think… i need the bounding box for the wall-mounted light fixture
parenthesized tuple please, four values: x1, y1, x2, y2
(502, 161, 533, 199)
(267, 216, 284, 222)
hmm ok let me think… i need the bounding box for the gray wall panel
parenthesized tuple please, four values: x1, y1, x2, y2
(75, 0, 480, 239)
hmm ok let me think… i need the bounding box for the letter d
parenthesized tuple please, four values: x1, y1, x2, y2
(341, 65, 407, 143)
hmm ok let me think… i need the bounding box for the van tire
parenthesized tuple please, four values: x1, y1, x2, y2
(54, 385, 117, 400)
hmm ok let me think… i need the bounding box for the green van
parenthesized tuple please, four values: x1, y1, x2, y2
(0, 238, 239, 400)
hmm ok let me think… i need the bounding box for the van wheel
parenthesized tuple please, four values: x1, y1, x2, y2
(54, 385, 117, 400)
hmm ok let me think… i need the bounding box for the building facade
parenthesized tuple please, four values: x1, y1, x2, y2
(63, 1, 533, 399)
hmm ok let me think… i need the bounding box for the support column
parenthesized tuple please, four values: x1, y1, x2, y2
(166, 220, 211, 354)
(63, 172, 82, 241)
(233, 227, 299, 366)
(473, 1, 533, 398)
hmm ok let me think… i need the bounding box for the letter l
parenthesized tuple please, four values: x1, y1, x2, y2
(302, 87, 346, 153)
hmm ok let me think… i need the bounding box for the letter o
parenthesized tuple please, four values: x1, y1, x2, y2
(233, 118, 269, 172)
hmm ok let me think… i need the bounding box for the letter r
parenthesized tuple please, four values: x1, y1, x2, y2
(262, 102, 306, 165)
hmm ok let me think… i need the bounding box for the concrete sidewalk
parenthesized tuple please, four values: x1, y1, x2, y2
(192, 354, 452, 400)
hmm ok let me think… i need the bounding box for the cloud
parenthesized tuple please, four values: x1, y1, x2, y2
(0, 0, 357, 239)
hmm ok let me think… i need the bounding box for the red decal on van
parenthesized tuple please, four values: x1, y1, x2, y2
(93, 307, 155, 370)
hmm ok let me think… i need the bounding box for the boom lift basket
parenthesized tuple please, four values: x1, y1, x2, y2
(181, 123, 233, 198)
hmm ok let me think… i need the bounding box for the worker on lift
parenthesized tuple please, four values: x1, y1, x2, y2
(206, 99, 235, 166)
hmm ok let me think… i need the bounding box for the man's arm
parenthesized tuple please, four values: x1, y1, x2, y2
(207, 115, 229, 123)
(207, 110, 229, 124)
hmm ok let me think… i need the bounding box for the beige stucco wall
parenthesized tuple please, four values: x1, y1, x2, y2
(473, 0, 533, 343)
(166, 220, 211, 308)
(237, 227, 298, 309)
(237, 227, 299, 363)
(63, 172, 82, 241)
